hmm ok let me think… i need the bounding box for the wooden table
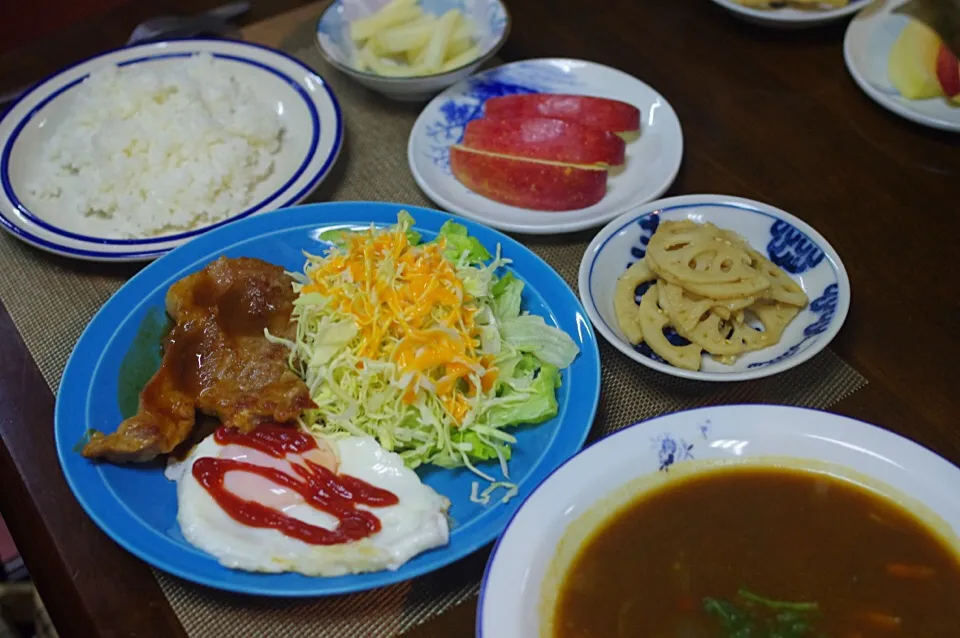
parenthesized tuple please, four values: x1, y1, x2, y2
(1, 1, 958, 636)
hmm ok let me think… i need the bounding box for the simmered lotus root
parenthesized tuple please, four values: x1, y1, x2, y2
(682, 312, 769, 356)
(748, 248, 809, 308)
(646, 221, 770, 292)
(711, 296, 756, 321)
(658, 281, 713, 334)
(636, 284, 702, 371)
(750, 301, 801, 344)
(614, 259, 656, 344)
(613, 219, 811, 371)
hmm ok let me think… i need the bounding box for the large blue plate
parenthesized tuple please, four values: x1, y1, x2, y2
(55, 202, 601, 596)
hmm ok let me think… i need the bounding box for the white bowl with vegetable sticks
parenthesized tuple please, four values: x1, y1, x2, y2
(316, 0, 509, 101)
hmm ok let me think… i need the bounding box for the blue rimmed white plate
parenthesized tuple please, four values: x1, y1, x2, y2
(578, 194, 850, 382)
(54, 201, 601, 596)
(408, 59, 683, 234)
(0, 39, 344, 262)
(844, 0, 960, 133)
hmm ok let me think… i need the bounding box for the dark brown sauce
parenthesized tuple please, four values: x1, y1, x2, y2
(554, 466, 960, 637)
(161, 271, 293, 395)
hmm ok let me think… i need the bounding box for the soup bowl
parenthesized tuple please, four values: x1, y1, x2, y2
(478, 405, 960, 637)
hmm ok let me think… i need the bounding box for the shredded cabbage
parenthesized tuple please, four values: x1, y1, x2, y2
(281, 213, 580, 488)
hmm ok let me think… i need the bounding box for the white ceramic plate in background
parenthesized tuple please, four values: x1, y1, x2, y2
(408, 58, 684, 235)
(0, 39, 344, 262)
(711, 0, 869, 28)
(844, 0, 960, 132)
(316, 0, 510, 102)
(478, 404, 960, 638)
(578, 194, 850, 381)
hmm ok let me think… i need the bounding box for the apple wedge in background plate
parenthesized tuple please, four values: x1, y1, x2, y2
(449, 146, 608, 211)
(407, 58, 683, 234)
(448, 96, 636, 211)
(461, 117, 626, 166)
(482, 94, 641, 135)
(845, 0, 960, 132)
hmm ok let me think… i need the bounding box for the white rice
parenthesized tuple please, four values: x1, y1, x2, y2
(29, 53, 284, 238)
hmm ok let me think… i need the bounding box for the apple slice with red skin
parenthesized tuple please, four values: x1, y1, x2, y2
(449, 145, 607, 211)
(935, 43, 960, 98)
(462, 117, 626, 166)
(483, 94, 641, 134)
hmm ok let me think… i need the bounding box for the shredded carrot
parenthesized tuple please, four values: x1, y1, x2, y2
(885, 562, 936, 580)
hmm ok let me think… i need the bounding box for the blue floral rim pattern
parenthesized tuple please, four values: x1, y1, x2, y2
(589, 201, 842, 370)
(423, 62, 583, 173)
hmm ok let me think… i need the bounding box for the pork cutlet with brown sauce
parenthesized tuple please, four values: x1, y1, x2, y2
(82, 257, 315, 463)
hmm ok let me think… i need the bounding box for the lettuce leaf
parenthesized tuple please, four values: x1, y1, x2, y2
(492, 272, 524, 320)
(484, 364, 561, 428)
(500, 315, 580, 368)
(436, 220, 492, 263)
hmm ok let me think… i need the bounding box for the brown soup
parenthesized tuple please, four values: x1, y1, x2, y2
(553, 466, 960, 637)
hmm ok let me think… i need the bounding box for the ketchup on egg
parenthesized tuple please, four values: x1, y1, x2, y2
(192, 425, 399, 545)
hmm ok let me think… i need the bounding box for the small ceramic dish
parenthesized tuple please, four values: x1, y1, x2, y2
(845, 0, 960, 132)
(0, 38, 343, 262)
(710, 0, 869, 28)
(578, 194, 850, 381)
(315, 0, 510, 101)
(478, 404, 960, 637)
(408, 58, 683, 235)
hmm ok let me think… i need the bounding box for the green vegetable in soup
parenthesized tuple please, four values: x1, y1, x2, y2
(703, 589, 824, 638)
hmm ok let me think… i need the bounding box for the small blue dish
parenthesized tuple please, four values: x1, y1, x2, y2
(578, 194, 850, 381)
(55, 201, 600, 596)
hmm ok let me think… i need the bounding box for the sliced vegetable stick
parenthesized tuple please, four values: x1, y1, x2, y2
(405, 45, 424, 64)
(364, 50, 431, 77)
(350, 2, 422, 43)
(357, 41, 380, 72)
(420, 10, 459, 73)
(440, 45, 480, 72)
(445, 19, 476, 59)
(375, 20, 437, 54)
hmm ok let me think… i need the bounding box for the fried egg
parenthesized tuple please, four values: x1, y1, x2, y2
(165, 430, 450, 576)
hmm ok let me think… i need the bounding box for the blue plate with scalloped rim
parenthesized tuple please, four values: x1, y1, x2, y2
(55, 201, 600, 596)
(578, 194, 850, 382)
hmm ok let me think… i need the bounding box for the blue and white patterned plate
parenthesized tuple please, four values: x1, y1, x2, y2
(578, 194, 850, 381)
(844, 0, 960, 133)
(408, 59, 684, 234)
(0, 39, 343, 262)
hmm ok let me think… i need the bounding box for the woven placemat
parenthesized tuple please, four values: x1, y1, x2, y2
(0, 8, 867, 638)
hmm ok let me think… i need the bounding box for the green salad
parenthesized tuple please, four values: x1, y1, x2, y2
(271, 212, 579, 500)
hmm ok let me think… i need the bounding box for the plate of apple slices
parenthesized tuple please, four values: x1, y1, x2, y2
(845, 0, 960, 132)
(407, 58, 683, 234)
